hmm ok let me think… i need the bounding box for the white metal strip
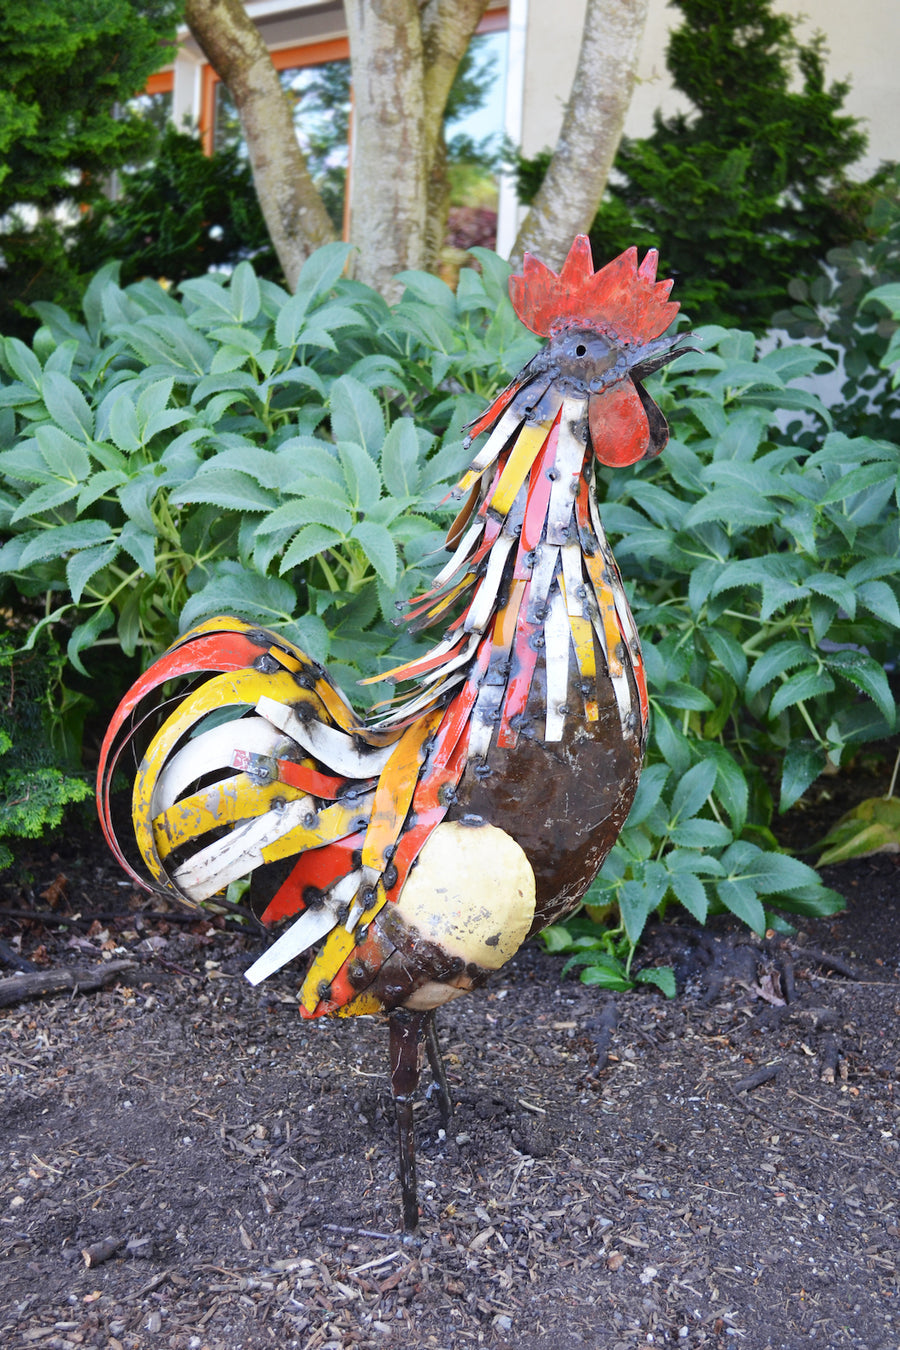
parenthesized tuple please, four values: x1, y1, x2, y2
(429, 516, 485, 591)
(543, 588, 570, 742)
(560, 541, 588, 619)
(245, 863, 365, 985)
(256, 696, 396, 778)
(244, 907, 337, 985)
(172, 797, 314, 902)
(462, 533, 515, 635)
(461, 402, 524, 479)
(366, 671, 467, 729)
(467, 681, 503, 761)
(150, 716, 283, 820)
(525, 542, 560, 623)
(409, 630, 481, 689)
(545, 399, 589, 545)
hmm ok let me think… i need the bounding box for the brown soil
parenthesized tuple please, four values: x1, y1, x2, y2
(1, 807, 898, 1350)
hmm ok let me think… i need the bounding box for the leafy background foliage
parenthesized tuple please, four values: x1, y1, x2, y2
(513, 0, 892, 332)
(0, 244, 536, 692)
(0, 634, 90, 870)
(0, 242, 897, 987)
(74, 127, 278, 293)
(0, 0, 180, 340)
(773, 180, 900, 443)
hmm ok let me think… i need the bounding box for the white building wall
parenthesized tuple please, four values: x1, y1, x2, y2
(519, 0, 898, 178)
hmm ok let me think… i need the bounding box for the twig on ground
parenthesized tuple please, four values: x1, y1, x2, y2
(82, 1236, 123, 1268)
(733, 1062, 783, 1093)
(790, 946, 858, 980)
(0, 937, 35, 972)
(0, 959, 137, 1007)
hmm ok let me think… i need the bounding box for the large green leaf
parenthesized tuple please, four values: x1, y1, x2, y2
(330, 376, 385, 457)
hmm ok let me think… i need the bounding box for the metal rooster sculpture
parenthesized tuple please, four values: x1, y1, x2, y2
(97, 236, 688, 1230)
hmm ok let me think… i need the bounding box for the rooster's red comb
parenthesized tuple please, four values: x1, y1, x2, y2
(509, 235, 678, 345)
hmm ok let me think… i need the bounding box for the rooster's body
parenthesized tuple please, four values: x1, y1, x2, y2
(98, 237, 686, 1228)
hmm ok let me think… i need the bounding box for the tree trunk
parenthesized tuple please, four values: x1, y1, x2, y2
(345, 0, 487, 298)
(343, 0, 428, 299)
(424, 127, 450, 276)
(184, 0, 335, 292)
(511, 0, 650, 270)
(183, 0, 485, 299)
(420, 0, 488, 273)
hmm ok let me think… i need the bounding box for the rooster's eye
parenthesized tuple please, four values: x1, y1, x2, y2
(575, 344, 587, 357)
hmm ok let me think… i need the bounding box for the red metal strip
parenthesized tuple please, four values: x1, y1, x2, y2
(274, 758, 363, 800)
(260, 830, 365, 926)
(517, 414, 561, 572)
(462, 375, 525, 444)
(496, 579, 539, 749)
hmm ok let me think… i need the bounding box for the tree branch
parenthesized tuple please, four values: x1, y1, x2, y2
(184, 0, 335, 291)
(420, 0, 488, 271)
(511, 0, 650, 269)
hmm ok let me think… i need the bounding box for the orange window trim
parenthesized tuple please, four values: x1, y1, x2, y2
(145, 70, 174, 96)
(199, 38, 351, 153)
(192, 13, 508, 154)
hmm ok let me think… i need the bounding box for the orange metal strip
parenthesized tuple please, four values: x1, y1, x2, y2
(360, 707, 444, 873)
(582, 549, 625, 680)
(404, 573, 474, 626)
(493, 576, 526, 657)
(358, 632, 469, 687)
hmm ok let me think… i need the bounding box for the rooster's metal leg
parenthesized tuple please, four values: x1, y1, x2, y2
(389, 1009, 426, 1231)
(424, 1010, 452, 1128)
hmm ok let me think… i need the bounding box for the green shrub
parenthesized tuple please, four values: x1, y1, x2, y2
(0, 0, 180, 341)
(0, 247, 896, 959)
(72, 126, 279, 291)
(514, 0, 888, 332)
(0, 245, 537, 701)
(773, 175, 900, 443)
(0, 634, 91, 870)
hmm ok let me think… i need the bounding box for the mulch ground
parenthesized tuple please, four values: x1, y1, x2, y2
(1, 814, 898, 1350)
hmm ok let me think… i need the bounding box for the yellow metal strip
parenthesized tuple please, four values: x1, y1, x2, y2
(337, 991, 384, 1018)
(152, 774, 304, 863)
(560, 572, 599, 720)
(582, 550, 625, 679)
(264, 644, 359, 732)
(300, 880, 387, 1012)
(488, 421, 553, 518)
(311, 674, 359, 731)
(132, 669, 316, 885)
(569, 613, 599, 720)
(258, 796, 374, 866)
